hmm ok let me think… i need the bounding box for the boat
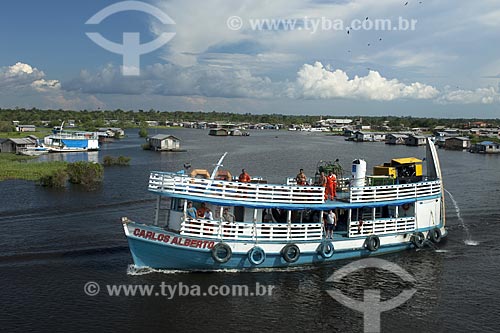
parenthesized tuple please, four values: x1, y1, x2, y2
(122, 139, 446, 270)
(43, 124, 99, 152)
(18, 146, 49, 156)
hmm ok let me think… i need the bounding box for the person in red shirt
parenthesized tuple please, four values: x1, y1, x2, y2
(239, 169, 251, 183)
(326, 170, 337, 200)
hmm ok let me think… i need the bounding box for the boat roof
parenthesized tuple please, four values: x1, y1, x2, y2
(391, 157, 422, 165)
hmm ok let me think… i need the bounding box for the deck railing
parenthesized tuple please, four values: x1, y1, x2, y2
(149, 172, 325, 204)
(180, 218, 323, 241)
(349, 180, 441, 203)
(348, 217, 416, 237)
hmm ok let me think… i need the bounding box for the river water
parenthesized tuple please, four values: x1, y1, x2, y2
(1, 129, 499, 332)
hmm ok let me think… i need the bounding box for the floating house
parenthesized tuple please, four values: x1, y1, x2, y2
(148, 134, 182, 151)
(0, 137, 37, 153)
(209, 128, 230, 136)
(386, 134, 408, 145)
(469, 141, 500, 154)
(444, 137, 471, 150)
(405, 135, 427, 146)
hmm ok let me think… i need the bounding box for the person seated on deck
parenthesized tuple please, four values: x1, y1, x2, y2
(222, 208, 235, 223)
(197, 202, 208, 218)
(186, 201, 197, 219)
(325, 210, 337, 239)
(239, 169, 251, 183)
(296, 169, 307, 186)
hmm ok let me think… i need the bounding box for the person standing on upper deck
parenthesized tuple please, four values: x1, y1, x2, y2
(326, 170, 337, 200)
(239, 169, 251, 183)
(296, 169, 307, 185)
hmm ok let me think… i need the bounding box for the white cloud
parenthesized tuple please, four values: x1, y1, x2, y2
(437, 86, 500, 105)
(65, 63, 279, 99)
(292, 61, 439, 101)
(0, 62, 45, 88)
(31, 79, 61, 92)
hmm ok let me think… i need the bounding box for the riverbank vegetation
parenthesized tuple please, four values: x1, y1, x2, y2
(102, 155, 131, 166)
(0, 153, 104, 190)
(0, 153, 67, 182)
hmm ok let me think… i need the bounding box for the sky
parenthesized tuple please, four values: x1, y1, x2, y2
(1, 0, 500, 118)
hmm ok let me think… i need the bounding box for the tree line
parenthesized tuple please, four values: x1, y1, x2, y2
(0, 108, 498, 131)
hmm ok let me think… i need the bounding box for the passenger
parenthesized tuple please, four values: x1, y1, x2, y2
(197, 202, 208, 218)
(325, 210, 337, 239)
(186, 201, 197, 219)
(326, 170, 337, 200)
(222, 208, 235, 223)
(263, 209, 273, 222)
(204, 208, 214, 220)
(296, 169, 307, 186)
(319, 171, 327, 199)
(239, 169, 251, 183)
(357, 219, 364, 234)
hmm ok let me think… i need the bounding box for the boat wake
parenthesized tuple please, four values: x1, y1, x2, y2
(126, 264, 317, 275)
(445, 189, 479, 246)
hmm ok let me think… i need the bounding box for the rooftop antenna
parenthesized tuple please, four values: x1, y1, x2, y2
(211, 152, 228, 179)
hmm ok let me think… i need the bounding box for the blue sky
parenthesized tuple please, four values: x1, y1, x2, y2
(1, 0, 500, 118)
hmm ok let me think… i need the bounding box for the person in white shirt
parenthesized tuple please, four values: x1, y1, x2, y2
(325, 210, 337, 239)
(204, 208, 214, 220)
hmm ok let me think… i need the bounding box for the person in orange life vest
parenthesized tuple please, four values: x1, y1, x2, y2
(239, 169, 251, 183)
(296, 169, 307, 185)
(318, 171, 327, 199)
(326, 170, 337, 200)
(197, 202, 208, 218)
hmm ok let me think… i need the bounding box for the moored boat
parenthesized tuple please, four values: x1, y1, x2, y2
(43, 124, 99, 152)
(122, 138, 446, 271)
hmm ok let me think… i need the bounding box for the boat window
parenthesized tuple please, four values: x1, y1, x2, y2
(352, 207, 372, 221)
(170, 198, 183, 212)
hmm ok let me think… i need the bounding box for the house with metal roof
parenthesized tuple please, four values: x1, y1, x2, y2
(469, 141, 500, 154)
(0, 137, 37, 153)
(147, 134, 181, 151)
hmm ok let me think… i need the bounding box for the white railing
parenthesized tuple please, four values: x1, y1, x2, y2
(348, 217, 416, 237)
(349, 180, 441, 203)
(180, 218, 323, 241)
(149, 172, 325, 204)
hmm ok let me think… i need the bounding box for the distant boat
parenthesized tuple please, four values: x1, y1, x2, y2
(18, 146, 48, 156)
(43, 124, 99, 153)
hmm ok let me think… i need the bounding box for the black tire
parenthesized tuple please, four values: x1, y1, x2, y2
(428, 228, 442, 243)
(211, 242, 232, 263)
(281, 244, 300, 263)
(317, 241, 335, 259)
(248, 246, 266, 265)
(411, 232, 426, 248)
(366, 235, 380, 252)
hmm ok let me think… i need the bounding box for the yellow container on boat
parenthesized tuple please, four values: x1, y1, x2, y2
(373, 165, 397, 178)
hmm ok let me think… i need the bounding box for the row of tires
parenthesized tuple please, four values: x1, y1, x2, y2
(211, 240, 335, 265)
(211, 227, 443, 265)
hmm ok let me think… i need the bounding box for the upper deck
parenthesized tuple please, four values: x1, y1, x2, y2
(148, 171, 442, 209)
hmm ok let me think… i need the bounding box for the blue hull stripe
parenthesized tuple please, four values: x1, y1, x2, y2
(126, 226, 447, 270)
(127, 236, 416, 270)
